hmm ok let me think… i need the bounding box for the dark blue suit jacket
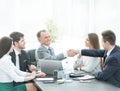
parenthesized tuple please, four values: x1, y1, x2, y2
(81, 45, 120, 87)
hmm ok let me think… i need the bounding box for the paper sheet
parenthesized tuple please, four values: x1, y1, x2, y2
(36, 78, 54, 81)
(77, 75, 95, 80)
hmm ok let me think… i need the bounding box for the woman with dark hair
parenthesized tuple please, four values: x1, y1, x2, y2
(0, 37, 38, 91)
(74, 33, 101, 74)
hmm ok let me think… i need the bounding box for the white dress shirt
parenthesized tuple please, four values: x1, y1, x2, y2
(14, 49, 21, 69)
(0, 54, 27, 83)
(74, 56, 101, 74)
(106, 46, 115, 59)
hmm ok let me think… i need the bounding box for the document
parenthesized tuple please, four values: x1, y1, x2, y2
(36, 78, 54, 81)
(77, 75, 95, 80)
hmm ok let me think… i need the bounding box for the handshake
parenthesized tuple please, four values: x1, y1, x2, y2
(67, 49, 81, 57)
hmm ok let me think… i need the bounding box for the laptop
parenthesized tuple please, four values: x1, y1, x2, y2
(37, 59, 63, 75)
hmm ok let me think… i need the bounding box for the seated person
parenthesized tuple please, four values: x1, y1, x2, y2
(9, 32, 46, 88)
(74, 33, 101, 74)
(35, 29, 77, 60)
(0, 36, 42, 91)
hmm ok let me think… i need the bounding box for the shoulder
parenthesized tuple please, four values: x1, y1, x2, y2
(21, 50, 28, 58)
(0, 55, 11, 64)
(108, 52, 120, 65)
(9, 50, 15, 56)
(112, 46, 120, 57)
(37, 45, 47, 52)
(21, 50, 27, 54)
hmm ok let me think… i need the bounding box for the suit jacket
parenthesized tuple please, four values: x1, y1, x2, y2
(10, 50, 31, 72)
(36, 45, 66, 60)
(81, 45, 120, 87)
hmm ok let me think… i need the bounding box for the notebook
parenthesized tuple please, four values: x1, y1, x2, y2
(37, 59, 63, 75)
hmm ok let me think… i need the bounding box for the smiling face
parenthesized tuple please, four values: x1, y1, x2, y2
(39, 31, 51, 46)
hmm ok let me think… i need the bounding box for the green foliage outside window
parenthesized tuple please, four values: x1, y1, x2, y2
(46, 20, 57, 43)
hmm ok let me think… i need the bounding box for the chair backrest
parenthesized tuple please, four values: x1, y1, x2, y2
(27, 49, 37, 66)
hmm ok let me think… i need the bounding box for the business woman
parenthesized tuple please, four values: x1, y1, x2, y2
(0, 37, 38, 91)
(74, 33, 101, 74)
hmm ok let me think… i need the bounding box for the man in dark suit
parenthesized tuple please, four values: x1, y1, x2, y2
(35, 30, 77, 61)
(77, 30, 120, 87)
(10, 49, 32, 72)
(9, 32, 46, 88)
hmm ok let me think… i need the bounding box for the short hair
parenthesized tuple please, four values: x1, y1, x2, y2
(88, 33, 100, 49)
(0, 37, 12, 58)
(102, 30, 116, 45)
(37, 29, 46, 39)
(9, 32, 24, 43)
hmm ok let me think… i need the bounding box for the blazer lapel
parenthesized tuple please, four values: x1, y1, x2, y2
(104, 46, 118, 65)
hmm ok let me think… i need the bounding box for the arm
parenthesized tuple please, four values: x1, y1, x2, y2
(81, 49, 105, 57)
(2, 59, 36, 82)
(37, 48, 65, 60)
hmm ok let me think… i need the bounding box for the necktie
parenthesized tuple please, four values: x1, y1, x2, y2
(48, 47, 52, 55)
(103, 54, 107, 63)
(100, 54, 107, 70)
(102, 53, 108, 69)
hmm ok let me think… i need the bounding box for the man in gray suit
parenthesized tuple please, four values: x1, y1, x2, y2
(35, 30, 77, 61)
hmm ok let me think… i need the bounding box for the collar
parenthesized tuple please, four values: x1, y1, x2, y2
(14, 49, 21, 55)
(42, 44, 50, 49)
(107, 46, 115, 57)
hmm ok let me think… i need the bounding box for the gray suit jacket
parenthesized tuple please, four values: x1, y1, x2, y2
(35, 45, 66, 60)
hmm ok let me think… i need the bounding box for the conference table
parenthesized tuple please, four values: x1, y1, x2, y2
(34, 78, 120, 91)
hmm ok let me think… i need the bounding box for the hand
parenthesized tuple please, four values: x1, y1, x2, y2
(75, 49, 80, 54)
(80, 64, 84, 68)
(36, 72, 46, 78)
(80, 64, 84, 70)
(24, 71, 36, 81)
(77, 53, 81, 59)
(31, 71, 36, 79)
(29, 65, 37, 72)
(75, 49, 81, 58)
(67, 49, 78, 57)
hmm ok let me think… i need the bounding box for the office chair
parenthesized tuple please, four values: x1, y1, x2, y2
(27, 49, 37, 66)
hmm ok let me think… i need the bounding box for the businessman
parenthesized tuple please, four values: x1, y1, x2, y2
(35, 29, 77, 60)
(9, 32, 46, 87)
(77, 30, 120, 87)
